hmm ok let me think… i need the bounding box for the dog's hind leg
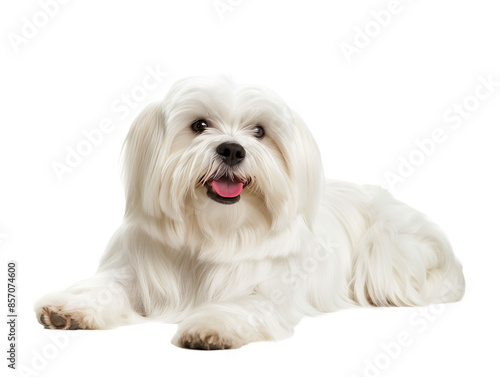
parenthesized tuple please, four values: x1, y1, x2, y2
(345, 186, 465, 307)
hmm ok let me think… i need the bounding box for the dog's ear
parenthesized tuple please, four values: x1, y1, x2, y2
(122, 102, 166, 218)
(290, 111, 324, 231)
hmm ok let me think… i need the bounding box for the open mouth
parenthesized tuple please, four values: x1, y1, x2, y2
(205, 175, 247, 205)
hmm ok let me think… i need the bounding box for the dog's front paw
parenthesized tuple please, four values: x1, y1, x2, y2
(38, 306, 83, 330)
(178, 330, 236, 350)
(34, 292, 99, 330)
(173, 316, 250, 350)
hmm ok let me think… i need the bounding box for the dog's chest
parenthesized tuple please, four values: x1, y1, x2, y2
(186, 259, 284, 305)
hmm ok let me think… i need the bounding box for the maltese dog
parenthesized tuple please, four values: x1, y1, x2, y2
(35, 76, 465, 350)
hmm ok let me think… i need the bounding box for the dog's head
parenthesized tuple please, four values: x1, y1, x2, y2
(123, 76, 323, 257)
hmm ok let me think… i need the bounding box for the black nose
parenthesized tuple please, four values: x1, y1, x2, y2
(216, 143, 246, 166)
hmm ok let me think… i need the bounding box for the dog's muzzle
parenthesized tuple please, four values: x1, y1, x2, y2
(205, 143, 247, 205)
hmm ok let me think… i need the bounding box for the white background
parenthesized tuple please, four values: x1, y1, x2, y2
(1, 0, 499, 376)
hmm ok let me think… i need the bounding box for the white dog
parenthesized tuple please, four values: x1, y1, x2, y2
(35, 76, 465, 349)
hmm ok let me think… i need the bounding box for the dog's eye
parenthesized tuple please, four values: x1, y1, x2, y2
(191, 119, 209, 134)
(253, 125, 265, 139)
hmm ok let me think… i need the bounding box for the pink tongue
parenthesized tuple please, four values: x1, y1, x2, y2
(212, 178, 244, 198)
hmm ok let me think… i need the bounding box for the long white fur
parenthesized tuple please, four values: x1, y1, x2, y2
(35, 76, 465, 349)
